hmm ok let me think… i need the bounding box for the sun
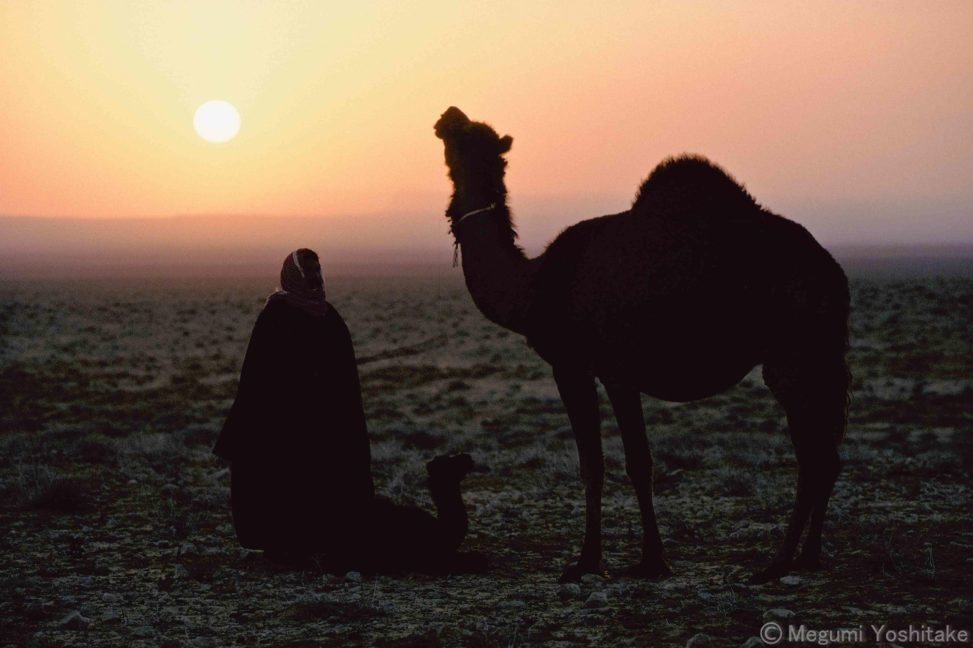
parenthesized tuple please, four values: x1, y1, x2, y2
(193, 100, 241, 143)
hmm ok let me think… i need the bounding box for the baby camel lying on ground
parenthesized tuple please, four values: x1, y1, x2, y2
(338, 453, 485, 574)
(263, 453, 486, 575)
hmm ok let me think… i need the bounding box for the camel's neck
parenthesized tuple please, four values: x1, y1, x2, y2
(448, 195, 535, 336)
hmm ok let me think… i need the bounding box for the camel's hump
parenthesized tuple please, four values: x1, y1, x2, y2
(632, 155, 760, 215)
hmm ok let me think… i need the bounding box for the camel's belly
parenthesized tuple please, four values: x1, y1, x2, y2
(593, 332, 762, 401)
(628, 356, 759, 402)
(529, 309, 765, 403)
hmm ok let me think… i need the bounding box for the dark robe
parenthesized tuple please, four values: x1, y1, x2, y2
(213, 298, 374, 552)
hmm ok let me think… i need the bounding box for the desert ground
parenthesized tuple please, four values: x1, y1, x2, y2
(1, 265, 971, 647)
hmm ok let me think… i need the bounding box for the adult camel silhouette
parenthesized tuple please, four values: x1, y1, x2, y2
(434, 106, 850, 582)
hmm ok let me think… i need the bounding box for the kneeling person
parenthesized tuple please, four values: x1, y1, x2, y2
(214, 249, 480, 572)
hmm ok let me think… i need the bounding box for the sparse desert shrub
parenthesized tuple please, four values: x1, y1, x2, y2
(697, 586, 739, 616)
(718, 434, 781, 469)
(76, 434, 117, 465)
(667, 517, 705, 544)
(644, 406, 675, 425)
(287, 598, 385, 624)
(16, 463, 88, 512)
(0, 433, 29, 465)
(159, 486, 202, 540)
(446, 380, 471, 392)
(399, 429, 445, 451)
(870, 528, 937, 582)
(116, 432, 188, 482)
(713, 467, 757, 497)
(179, 425, 218, 448)
(656, 434, 708, 471)
(914, 449, 963, 476)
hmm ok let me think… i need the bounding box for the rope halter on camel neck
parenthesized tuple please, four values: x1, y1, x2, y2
(453, 203, 497, 229)
(451, 203, 497, 267)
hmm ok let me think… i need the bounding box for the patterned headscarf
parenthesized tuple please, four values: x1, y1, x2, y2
(267, 248, 330, 317)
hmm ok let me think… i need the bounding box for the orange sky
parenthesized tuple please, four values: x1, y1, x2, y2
(1, 1, 972, 256)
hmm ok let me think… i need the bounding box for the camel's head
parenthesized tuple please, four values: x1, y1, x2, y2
(435, 106, 513, 201)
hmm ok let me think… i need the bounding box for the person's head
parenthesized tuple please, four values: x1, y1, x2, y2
(281, 248, 324, 296)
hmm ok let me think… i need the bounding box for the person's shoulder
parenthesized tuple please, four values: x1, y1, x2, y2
(257, 296, 300, 326)
(324, 301, 342, 318)
(260, 296, 287, 317)
(324, 302, 349, 328)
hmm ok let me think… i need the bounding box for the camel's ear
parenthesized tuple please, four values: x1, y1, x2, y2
(434, 106, 470, 140)
(499, 135, 513, 154)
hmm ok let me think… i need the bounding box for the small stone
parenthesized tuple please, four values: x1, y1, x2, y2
(178, 542, 199, 557)
(133, 625, 156, 638)
(59, 610, 92, 630)
(763, 608, 796, 622)
(321, 573, 340, 586)
(580, 573, 605, 586)
(172, 565, 191, 580)
(740, 638, 763, 648)
(583, 590, 609, 609)
(24, 600, 55, 621)
(557, 582, 582, 601)
(686, 633, 713, 647)
(779, 575, 802, 586)
(581, 610, 609, 626)
(344, 571, 362, 583)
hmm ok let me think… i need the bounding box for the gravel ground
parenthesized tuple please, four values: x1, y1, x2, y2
(1, 273, 971, 647)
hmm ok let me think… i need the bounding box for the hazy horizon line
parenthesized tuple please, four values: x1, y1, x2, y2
(3, 244, 973, 281)
(3, 212, 973, 280)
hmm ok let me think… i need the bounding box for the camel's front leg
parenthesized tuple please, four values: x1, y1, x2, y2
(604, 382, 671, 578)
(553, 366, 604, 582)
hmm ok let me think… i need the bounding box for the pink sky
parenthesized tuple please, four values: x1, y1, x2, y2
(1, 1, 971, 266)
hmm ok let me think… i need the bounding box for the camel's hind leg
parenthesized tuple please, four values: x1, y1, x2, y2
(604, 381, 671, 578)
(553, 366, 605, 582)
(755, 359, 849, 583)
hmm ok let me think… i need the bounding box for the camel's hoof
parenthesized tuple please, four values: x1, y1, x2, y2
(750, 560, 793, 584)
(559, 560, 606, 583)
(625, 557, 673, 579)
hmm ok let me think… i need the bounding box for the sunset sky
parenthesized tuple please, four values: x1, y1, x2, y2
(1, 1, 971, 269)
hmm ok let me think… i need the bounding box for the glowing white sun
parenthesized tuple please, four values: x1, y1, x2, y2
(193, 100, 241, 143)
